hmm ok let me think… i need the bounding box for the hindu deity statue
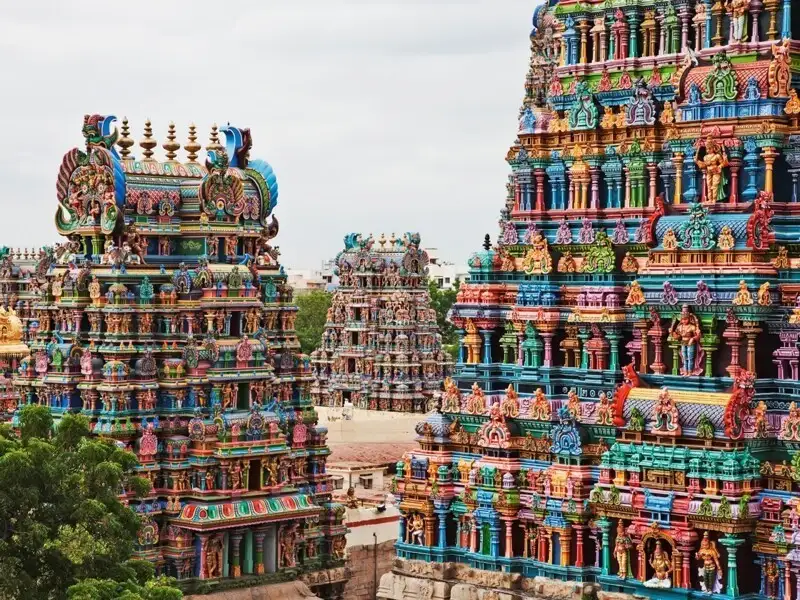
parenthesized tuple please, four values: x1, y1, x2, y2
(758, 282, 772, 306)
(625, 281, 646, 306)
(726, 0, 749, 42)
(566, 388, 580, 420)
(614, 521, 633, 578)
(645, 540, 673, 588)
(625, 79, 656, 126)
(596, 391, 614, 425)
(463, 319, 482, 364)
(531, 388, 551, 420)
(695, 137, 729, 203)
(696, 532, 722, 593)
(732, 280, 754, 306)
(521, 232, 553, 274)
(670, 304, 704, 376)
(652, 387, 681, 436)
(408, 513, 425, 545)
(717, 225, 735, 250)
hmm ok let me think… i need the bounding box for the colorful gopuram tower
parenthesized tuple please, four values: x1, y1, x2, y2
(9, 116, 347, 598)
(310, 233, 452, 413)
(387, 2, 800, 599)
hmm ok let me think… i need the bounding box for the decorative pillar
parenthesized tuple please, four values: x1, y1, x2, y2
(742, 140, 760, 202)
(470, 519, 478, 553)
(683, 145, 699, 203)
(590, 167, 600, 209)
(647, 162, 658, 207)
(505, 521, 513, 558)
(728, 150, 741, 204)
(560, 528, 571, 567)
(763, 146, 779, 194)
(608, 329, 621, 372)
(490, 525, 500, 558)
(535, 169, 546, 211)
(541, 332, 554, 367)
(254, 530, 266, 574)
(243, 530, 254, 575)
(765, 0, 780, 39)
(712, 0, 724, 45)
(680, 9, 690, 49)
(579, 20, 589, 64)
(481, 330, 492, 364)
(575, 526, 584, 567)
(578, 328, 590, 370)
(681, 548, 692, 588)
(673, 152, 684, 204)
(457, 330, 465, 364)
(437, 511, 447, 549)
(751, 0, 763, 42)
(598, 518, 611, 575)
(704, 0, 713, 47)
(720, 534, 745, 598)
(628, 13, 640, 57)
(230, 530, 243, 577)
(785, 561, 792, 600)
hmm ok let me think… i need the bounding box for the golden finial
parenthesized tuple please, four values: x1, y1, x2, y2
(118, 117, 134, 159)
(185, 123, 201, 163)
(206, 123, 224, 153)
(389, 232, 397, 247)
(379, 233, 387, 248)
(140, 119, 157, 161)
(163, 122, 181, 162)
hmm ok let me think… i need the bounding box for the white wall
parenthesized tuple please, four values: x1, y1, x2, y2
(344, 505, 400, 548)
(316, 407, 421, 444)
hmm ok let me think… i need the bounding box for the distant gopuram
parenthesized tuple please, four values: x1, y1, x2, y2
(310, 233, 452, 413)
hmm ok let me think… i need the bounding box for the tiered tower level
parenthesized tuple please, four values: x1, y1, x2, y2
(310, 233, 452, 413)
(393, 2, 800, 599)
(5, 116, 348, 597)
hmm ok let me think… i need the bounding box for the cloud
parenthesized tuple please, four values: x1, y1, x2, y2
(0, 0, 533, 267)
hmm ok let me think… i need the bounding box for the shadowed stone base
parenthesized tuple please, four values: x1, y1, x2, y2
(378, 559, 642, 600)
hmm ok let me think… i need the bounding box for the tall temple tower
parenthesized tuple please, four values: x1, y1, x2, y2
(8, 116, 348, 598)
(385, 2, 800, 599)
(310, 233, 452, 413)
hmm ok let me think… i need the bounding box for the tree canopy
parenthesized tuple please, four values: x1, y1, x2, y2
(0, 404, 181, 600)
(295, 290, 332, 355)
(428, 279, 460, 357)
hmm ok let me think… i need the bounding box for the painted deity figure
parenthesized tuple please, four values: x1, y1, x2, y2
(626, 281, 646, 306)
(566, 388, 580, 420)
(695, 137, 728, 203)
(521, 232, 553, 274)
(670, 304, 704, 376)
(732, 280, 753, 305)
(614, 521, 633, 578)
(652, 387, 681, 435)
(645, 541, 673, 588)
(596, 391, 614, 425)
(726, 0, 749, 42)
(625, 78, 656, 126)
(696, 532, 722, 593)
(758, 282, 772, 306)
(408, 513, 425, 545)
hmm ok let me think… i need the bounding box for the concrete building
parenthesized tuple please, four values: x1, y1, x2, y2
(286, 260, 338, 294)
(426, 248, 469, 290)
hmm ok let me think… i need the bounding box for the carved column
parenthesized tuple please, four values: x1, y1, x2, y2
(437, 511, 447, 549)
(457, 329, 465, 363)
(751, 0, 763, 42)
(535, 168, 546, 211)
(763, 146, 779, 193)
(669, 153, 683, 205)
(505, 520, 514, 558)
(765, 0, 780, 39)
(560, 528, 572, 566)
(598, 518, 611, 575)
(647, 162, 658, 207)
(230, 530, 243, 577)
(481, 329, 493, 364)
(728, 150, 742, 204)
(720, 534, 745, 597)
(680, 9, 690, 49)
(636, 319, 650, 373)
(470, 518, 478, 552)
(541, 330, 555, 367)
(574, 526, 585, 567)
(649, 318, 666, 375)
(628, 13, 641, 57)
(579, 20, 589, 64)
(624, 165, 631, 207)
(680, 547, 692, 588)
(590, 166, 600, 209)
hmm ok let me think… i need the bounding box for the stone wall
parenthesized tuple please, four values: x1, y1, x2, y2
(345, 539, 398, 600)
(377, 559, 644, 600)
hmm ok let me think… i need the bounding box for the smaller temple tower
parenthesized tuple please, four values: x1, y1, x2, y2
(310, 233, 452, 413)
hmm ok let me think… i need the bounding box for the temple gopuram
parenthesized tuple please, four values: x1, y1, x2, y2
(384, 1, 800, 599)
(8, 116, 347, 598)
(310, 233, 452, 412)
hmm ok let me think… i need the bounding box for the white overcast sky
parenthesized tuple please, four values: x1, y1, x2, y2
(0, 0, 532, 269)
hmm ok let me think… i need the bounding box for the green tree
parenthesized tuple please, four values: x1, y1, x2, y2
(0, 404, 181, 600)
(428, 279, 460, 358)
(295, 290, 332, 354)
